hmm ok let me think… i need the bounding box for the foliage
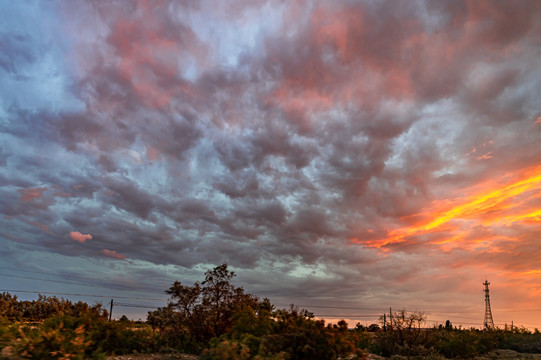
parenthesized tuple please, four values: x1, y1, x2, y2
(0, 315, 105, 359)
(499, 328, 541, 353)
(148, 263, 270, 350)
(0, 314, 164, 359)
(151, 264, 365, 359)
(372, 310, 433, 357)
(431, 328, 499, 358)
(370, 310, 502, 358)
(4, 266, 541, 359)
(202, 306, 365, 360)
(86, 316, 159, 355)
(0, 292, 107, 322)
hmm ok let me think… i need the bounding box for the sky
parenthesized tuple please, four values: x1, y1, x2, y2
(1, 0, 541, 328)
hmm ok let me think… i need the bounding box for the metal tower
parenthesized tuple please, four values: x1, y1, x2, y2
(483, 280, 495, 330)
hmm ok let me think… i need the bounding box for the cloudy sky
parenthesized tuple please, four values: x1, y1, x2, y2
(1, 0, 541, 327)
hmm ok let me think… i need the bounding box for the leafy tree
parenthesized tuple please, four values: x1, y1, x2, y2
(148, 263, 267, 349)
(151, 265, 366, 359)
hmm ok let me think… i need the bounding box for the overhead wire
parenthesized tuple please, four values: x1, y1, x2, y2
(0, 267, 171, 292)
(115, 303, 157, 309)
(0, 273, 113, 289)
(0, 289, 168, 301)
(0, 266, 170, 284)
(1, 282, 538, 328)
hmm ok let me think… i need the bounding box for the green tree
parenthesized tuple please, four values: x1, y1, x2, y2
(148, 263, 266, 348)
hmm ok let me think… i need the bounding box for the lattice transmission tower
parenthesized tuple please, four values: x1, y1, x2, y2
(483, 280, 495, 330)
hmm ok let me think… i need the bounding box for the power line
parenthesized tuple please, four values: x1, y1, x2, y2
(0, 266, 173, 291)
(0, 273, 116, 289)
(1, 290, 536, 329)
(0, 289, 168, 301)
(0, 272, 166, 294)
(0, 266, 76, 277)
(312, 314, 380, 318)
(0, 266, 171, 288)
(0, 286, 537, 328)
(1, 285, 484, 314)
(115, 303, 158, 309)
(276, 304, 384, 311)
(2, 269, 538, 317)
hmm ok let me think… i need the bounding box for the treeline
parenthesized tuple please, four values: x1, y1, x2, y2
(0, 292, 107, 321)
(146, 263, 365, 359)
(1, 264, 541, 359)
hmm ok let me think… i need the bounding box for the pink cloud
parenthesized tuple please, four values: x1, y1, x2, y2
(536, 116, 541, 124)
(105, 1, 208, 109)
(102, 249, 127, 260)
(18, 187, 47, 201)
(146, 146, 160, 161)
(70, 231, 93, 243)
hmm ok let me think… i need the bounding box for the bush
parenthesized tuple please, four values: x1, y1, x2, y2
(371, 311, 433, 357)
(1, 316, 105, 360)
(0, 315, 165, 359)
(500, 329, 541, 353)
(0, 293, 107, 322)
(88, 319, 158, 355)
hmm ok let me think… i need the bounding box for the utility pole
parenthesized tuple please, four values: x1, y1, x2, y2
(483, 280, 495, 330)
(389, 307, 393, 330)
(109, 299, 114, 322)
(383, 313, 386, 331)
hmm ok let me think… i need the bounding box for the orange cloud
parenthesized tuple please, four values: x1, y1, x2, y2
(363, 165, 541, 248)
(18, 187, 47, 201)
(102, 249, 126, 260)
(70, 231, 93, 243)
(477, 152, 493, 160)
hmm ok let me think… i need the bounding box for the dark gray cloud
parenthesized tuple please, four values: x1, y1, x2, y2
(1, 0, 541, 326)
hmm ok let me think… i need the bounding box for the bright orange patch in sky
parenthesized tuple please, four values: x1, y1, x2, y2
(367, 166, 541, 248)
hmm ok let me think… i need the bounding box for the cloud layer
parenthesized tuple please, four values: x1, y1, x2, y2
(1, 0, 540, 326)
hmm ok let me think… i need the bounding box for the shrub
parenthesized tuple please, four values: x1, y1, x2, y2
(500, 330, 541, 353)
(2, 316, 105, 360)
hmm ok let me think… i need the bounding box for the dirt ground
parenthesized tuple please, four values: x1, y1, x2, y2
(107, 354, 199, 360)
(368, 350, 541, 360)
(108, 349, 541, 360)
(476, 349, 541, 359)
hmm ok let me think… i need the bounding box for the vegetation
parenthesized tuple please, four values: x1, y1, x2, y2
(2, 265, 541, 359)
(0, 292, 107, 322)
(0, 313, 158, 359)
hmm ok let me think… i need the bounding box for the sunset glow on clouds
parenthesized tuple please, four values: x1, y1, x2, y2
(102, 249, 127, 261)
(1, 0, 541, 326)
(70, 231, 93, 243)
(364, 165, 541, 248)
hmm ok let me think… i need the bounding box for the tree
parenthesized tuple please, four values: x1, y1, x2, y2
(148, 263, 266, 347)
(374, 310, 432, 357)
(445, 320, 453, 330)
